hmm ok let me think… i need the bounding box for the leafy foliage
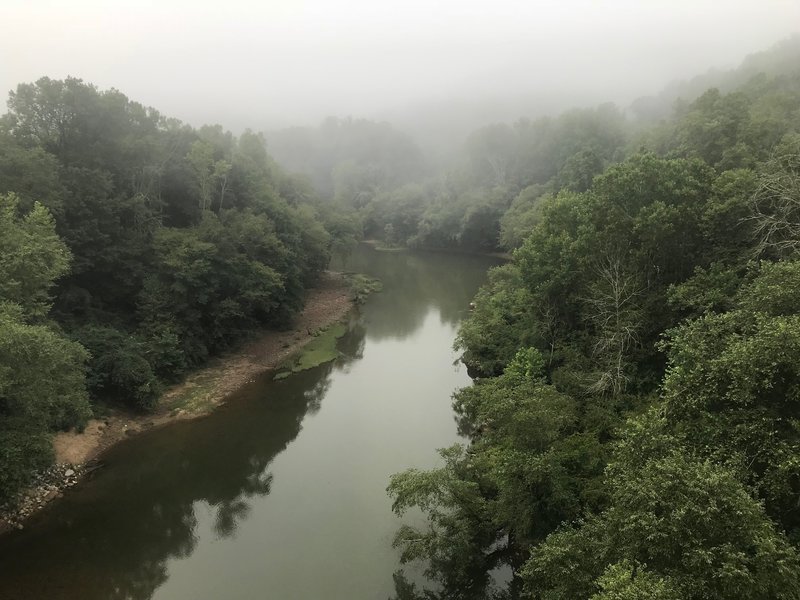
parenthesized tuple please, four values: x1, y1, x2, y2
(0, 193, 71, 319)
(389, 42, 800, 600)
(0, 198, 90, 502)
(0, 78, 351, 499)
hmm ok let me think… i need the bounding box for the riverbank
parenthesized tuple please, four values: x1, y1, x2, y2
(0, 271, 357, 534)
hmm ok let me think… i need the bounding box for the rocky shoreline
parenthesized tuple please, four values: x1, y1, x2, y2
(0, 461, 104, 531)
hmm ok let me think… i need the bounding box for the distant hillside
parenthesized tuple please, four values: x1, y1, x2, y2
(629, 34, 800, 122)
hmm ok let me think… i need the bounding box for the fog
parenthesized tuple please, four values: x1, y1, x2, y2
(3, 0, 799, 133)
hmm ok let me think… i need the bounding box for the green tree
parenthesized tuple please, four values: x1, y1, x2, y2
(0, 193, 71, 319)
(658, 260, 800, 536)
(0, 306, 92, 501)
(499, 185, 549, 250)
(0, 195, 90, 502)
(525, 450, 800, 600)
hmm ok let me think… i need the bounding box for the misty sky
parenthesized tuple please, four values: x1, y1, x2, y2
(3, 0, 799, 131)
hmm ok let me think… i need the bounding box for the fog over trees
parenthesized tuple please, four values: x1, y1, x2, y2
(3, 1, 798, 134)
(3, 2, 800, 599)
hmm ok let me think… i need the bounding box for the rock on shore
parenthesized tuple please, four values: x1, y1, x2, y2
(0, 462, 97, 532)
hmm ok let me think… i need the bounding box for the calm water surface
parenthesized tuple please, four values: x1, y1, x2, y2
(0, 246, 499, 600)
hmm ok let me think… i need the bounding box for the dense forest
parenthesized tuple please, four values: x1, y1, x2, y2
(3, 28, 800, 600)
(384, 35, 800, 599)
(0, 78, 360, 504)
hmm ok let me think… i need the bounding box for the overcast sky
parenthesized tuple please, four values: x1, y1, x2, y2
(3, 0, 799, 131)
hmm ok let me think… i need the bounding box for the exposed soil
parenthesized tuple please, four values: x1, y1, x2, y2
(0, 271, 355, 533)
(65, 270, 354, 461)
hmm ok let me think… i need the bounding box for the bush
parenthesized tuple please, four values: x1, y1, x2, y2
(0, 428, 53, 504)
(72, 325, 161, 412)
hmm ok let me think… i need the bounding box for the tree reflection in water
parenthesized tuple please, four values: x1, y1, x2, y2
(0, 324, 365, 600)
(390, 568, 521, 600)
(0, 246, 496, 600)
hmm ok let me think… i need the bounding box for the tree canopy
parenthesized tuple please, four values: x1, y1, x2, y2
(387, 38, 800, 600)
(0, 78, 358, 501)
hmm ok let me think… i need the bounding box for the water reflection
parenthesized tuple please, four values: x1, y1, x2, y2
(342, 248, 498, 342)
(0, 342, 360, 600)
(390, 566, 520, 600)
(0, 247, 499, 600)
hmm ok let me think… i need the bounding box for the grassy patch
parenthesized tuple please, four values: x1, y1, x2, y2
(162, 369, 219, 415)
(274, 322, 348, 380)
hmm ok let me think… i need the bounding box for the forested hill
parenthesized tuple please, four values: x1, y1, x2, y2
(280, 35, 800, 256)
(0, 78, 358, 504)
(629, 34, 800, 122)
(385, 39, 800, 600)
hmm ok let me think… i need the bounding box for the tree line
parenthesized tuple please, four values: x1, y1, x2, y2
(387, 37, 800, 599)
(272, 36, 800, 262)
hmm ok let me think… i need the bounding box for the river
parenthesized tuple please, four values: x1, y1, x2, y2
(0, 246, 499, 600)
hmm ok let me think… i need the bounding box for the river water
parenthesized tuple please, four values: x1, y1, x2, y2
(0, 246, 499, 600)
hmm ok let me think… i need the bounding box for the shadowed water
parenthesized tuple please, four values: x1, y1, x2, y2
(0, 246, 500, 600)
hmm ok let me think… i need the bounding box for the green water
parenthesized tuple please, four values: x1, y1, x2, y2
(0, 246, 500, 600)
